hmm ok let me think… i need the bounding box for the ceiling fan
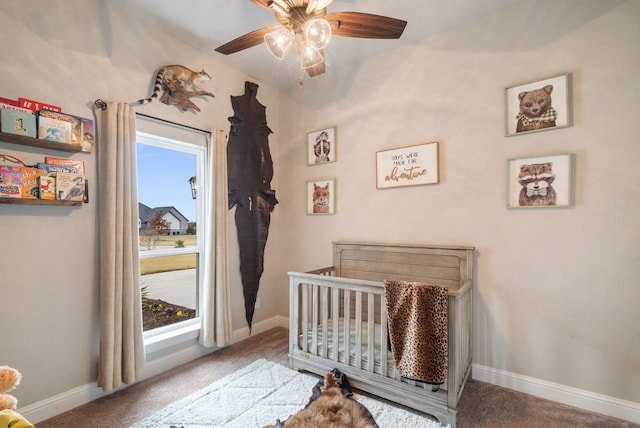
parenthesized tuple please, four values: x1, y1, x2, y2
(215, 0, 407, 78)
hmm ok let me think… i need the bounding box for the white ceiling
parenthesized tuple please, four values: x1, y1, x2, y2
(102, 0, 530, 90)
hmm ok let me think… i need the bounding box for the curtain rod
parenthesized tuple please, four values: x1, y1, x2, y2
(135, 112, 212, 136)
(93, 100, 212, 136)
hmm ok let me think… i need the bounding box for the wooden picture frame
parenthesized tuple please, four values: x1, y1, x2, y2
(505, 72, 572, 137)
(307, 179, 335, 215)
(307, 127, 336, 166)
(375, 142, 439, 189)
(507, 152, 575, 209)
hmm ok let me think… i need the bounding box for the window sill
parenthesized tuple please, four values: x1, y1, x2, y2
(143, 319, 200, 355)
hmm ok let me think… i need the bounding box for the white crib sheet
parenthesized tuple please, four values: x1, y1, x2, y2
(299, 318, 395, 374)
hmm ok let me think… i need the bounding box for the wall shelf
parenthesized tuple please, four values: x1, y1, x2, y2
(0, 131, 84, 153)
(0, 197, 82, 206)
(1, 132, 86, 206)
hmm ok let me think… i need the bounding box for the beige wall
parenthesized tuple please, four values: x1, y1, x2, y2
(274, 0, 640, 405)
(0, 0, 638, 422)
(0, 0, 282, 409)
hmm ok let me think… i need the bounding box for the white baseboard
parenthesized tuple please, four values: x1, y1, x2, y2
(23, 325, 637, 425)
(20, 315, 289, 424)
(472, 363, 640, 424)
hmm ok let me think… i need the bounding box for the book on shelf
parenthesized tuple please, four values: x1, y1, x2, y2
(0, 97, 19, 107)
(55, 171, 85, 201)
(44, 156, 85, 175)
(0, 165, 21, 198)
(0, 102, 31, 114)
(39, 175, 56, 200)
(20, 167, 45, 199)
(37, 110, 85, 147)
(37, 113, 72, 144)
(0, 108, 37, 137)
(80, 117, 95, 153)
(36, 162, 79, 175)
(19, 98, 62, 113)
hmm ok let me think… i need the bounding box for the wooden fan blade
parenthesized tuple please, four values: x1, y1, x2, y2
(250, 0, 271, 10)
(326, 12, 407, 39)
(215, 26, 282, 55)
(306, 59, 326, 77)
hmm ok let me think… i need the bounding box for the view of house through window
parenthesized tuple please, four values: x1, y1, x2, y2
(136, 132, 205, 334)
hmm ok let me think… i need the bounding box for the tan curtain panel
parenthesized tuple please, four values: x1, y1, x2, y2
(94, 100, 146, 391)
(199, 129, 232, 347)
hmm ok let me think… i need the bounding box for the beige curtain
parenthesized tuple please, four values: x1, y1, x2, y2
(199, 129, 232, 347)
(94, 100, 146, 391)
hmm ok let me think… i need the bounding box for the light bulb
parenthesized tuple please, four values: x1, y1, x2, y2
(298, 38, 324, 69)
(304, 19, 331, 51)
(264, 27, 293, 60)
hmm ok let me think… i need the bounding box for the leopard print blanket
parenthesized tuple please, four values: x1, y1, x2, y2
(383, 280, 448, 385)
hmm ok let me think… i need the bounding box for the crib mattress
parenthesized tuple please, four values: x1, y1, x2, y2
(299, 318, 394, 373)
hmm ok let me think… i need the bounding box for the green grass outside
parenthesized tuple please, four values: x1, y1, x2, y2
(139, 235, 197, 275)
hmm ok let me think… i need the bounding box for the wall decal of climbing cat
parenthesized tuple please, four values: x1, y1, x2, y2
(134, 65, 214, 112)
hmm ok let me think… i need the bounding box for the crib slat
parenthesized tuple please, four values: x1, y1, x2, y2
(380, 294, 388, 377)
(355, 291, 363, 368)
(321, 286, 329, 358)
(331, 287, 339, 362)
(367, 292, 375, 372)
(301, 283, 308, 353)
(290, 277, 300, 355)
(312, 284, 319, 353)
(343, 290, 351, 365)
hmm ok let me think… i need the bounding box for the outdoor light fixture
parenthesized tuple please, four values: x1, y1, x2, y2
(188, 176, 197, 199)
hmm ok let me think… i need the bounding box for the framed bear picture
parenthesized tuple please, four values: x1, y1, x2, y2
(307, 178, 336, 215)
(505, 73, 572, 137)
(506, 152, 575, 209)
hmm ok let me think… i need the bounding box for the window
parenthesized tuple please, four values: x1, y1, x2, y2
(136, 131, 206, 352)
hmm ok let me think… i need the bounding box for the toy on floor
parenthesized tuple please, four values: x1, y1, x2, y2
(0, 365, 33, 428)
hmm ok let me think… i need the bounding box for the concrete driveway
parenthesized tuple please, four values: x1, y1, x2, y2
(141, 268, 196, 309)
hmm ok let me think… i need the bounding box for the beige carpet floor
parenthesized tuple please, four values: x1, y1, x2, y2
(37, 327, 637, 428)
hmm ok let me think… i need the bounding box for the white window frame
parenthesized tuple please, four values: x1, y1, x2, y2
(136, 131, 207, 354)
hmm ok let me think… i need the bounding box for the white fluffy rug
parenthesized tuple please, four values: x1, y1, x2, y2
(131, 359, 446, 428)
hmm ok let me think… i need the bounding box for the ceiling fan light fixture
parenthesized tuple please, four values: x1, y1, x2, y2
(306, 0, 334, 14)
(268, 0, 289, 11)
(267, 0, 288, 15)
(265, 27, 294, 60)
(298, 38, 324, 69)
(304, 18, 331, 50)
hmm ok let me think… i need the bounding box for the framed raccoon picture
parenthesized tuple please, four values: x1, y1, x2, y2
(506, 152, 575, 209)
(307, 127, 336, 166)
(307, 178, 336, 215)
(505, 73, 572, 137)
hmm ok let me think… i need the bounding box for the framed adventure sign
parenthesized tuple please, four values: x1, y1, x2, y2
(375, 142, 439, 189)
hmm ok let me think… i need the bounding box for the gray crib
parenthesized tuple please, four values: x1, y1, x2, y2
(288, 242, 474, 427)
